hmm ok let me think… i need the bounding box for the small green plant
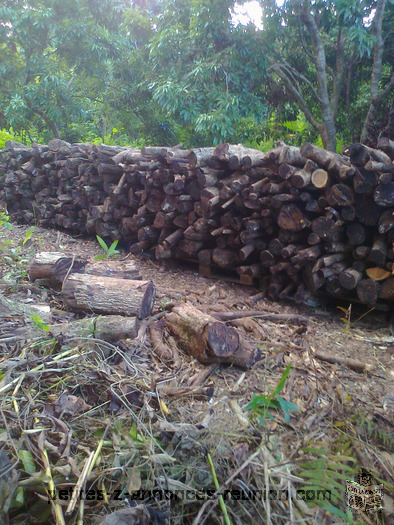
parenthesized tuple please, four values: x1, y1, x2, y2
(22, 226, 34, 245)
(0, 221, 36, 281)
(0, 211, 13, 250)
(31, 315, 50, 333)
(337, 304, 375, 332)
(245, 364, 299, 425)
(0, 211, 12, 230)
(129, 422, 145, 444)
(158, 300, 170, 312)
(337, 304, 352, 332)
(207, 453, 231, 525)
(94, 235, 120, 260)
(298, 440, 358, 522)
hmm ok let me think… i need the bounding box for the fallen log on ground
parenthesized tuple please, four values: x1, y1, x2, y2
(313, 350, 374, 374)
(49, 315, 138, 343)
(29, 252, 142, 286)
(211, 311, 308, 324)
(165, 303, 261, 369)
(62, 274, 155, 318)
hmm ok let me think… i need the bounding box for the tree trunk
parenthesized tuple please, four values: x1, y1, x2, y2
(360, 0, 392, 146)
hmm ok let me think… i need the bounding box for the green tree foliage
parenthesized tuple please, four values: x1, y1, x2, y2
(0, 0, 131, 141)
(147, 0, 269, 144)
(260, 0, 393, 150)
(0, 0, 392, 148)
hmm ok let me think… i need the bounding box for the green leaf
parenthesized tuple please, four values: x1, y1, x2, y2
(18, 449, 36, 474)
(14, 487, 24, 505)
(271, 363, 291, 397)
(130, 422, 137, 440)
(22, 226, 34, 245)
(31, 315, 50, 332)
(107, 239, 120, 255)
(245, 394, 269, 411)
(94, 254, 107, 260)
(96, 235, 109, 252)
(321, 501, 351, 521)
(276, 395, 299, 423)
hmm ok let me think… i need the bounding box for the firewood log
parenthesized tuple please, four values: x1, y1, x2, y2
(165, 303, 261, 368)
(62, 275, 155, 318)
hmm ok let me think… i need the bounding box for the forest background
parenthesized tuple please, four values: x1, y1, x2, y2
(0, 0, 392, 153)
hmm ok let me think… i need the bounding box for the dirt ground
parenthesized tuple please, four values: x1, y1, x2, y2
(0, 219, 393, 525)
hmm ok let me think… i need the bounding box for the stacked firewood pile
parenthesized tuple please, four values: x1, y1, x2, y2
(1, 138, 393, 306)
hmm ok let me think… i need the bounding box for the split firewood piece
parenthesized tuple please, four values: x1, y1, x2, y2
(365, 267, 390, 281)
(165, 303, 261, 369)
(62, 275, 155, 318)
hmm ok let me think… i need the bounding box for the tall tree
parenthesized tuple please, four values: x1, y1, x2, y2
(146, 0, 269, 144)
(0, 0, 128, 140)
(360, 0, 394, 144)
(261, 0, 393, 150)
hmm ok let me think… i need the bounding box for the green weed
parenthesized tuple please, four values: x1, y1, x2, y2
(245, 364, 299, 425)
(94, 235, 120, 260)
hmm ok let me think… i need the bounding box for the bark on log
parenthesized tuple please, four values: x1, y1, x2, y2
(165, 303, 261, 368)
(29, 252, 79, 285)
(50, 315, 137, 343)
(62, 275, 155, 318)
(300, 143, 343, 169)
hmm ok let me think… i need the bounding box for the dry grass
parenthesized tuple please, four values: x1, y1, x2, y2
(0, 215, 393, 524)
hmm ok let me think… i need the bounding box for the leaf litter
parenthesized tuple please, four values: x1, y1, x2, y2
(0, 219, 393, 524)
